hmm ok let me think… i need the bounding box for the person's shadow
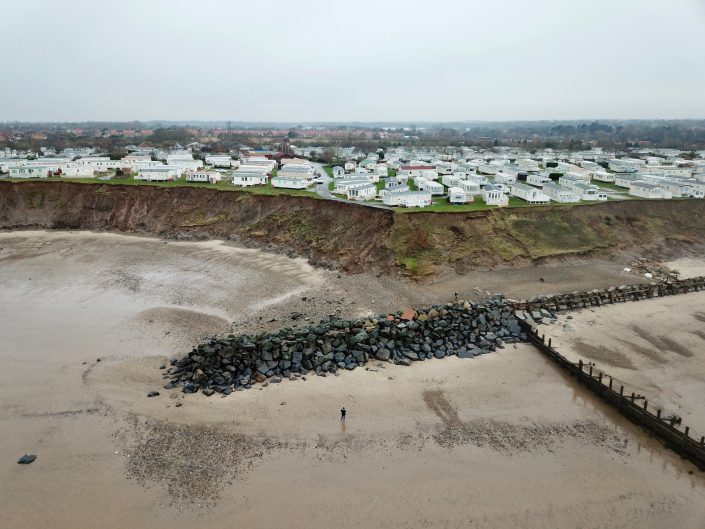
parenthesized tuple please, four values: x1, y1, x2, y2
(341, 420, 347, 433)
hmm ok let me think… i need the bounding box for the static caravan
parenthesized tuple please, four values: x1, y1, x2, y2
(526, 174, 552, 187)
(346, 183, 377, 201)
(494, 172, 517, 184)
(471, 174, 489, 186)
(232, 171, 268, 187)
(448, 186, 473, 204)
(628, 182, 672, 199)
(9, 166, 52, 178)
(509, 183, 550, 204)
(383, 191, 433, 208)
(559, 177, 608, 201)
(186, 171, 221, 184)
(459, 179, 481, 195)
(379, 182, 410, 197)
(278, 166, 314, 179)
(483, 184, 509, 206)
(441, 174, 462, 187)
(416, 178, 444, 195)
(135, 167, 179, 181)
(334, 178, 371, 194)
(592, 171, 615, 183)
(614, 174, 643, 188)
(478, 164, 498, 175)
(205, 155, 236, 168)
(436, 164, 453, 176)
(166, 155, 201, 172)
(271, 176, 311, 189)
(642, 175, 700, 198)
(398, 165, 437, 179)
(542, 183, 580, 203)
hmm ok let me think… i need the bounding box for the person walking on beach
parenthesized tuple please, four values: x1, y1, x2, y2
(340, 406, 346, 421)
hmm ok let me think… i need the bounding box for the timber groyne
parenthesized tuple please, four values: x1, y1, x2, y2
(511, 276, 705, 314)
(519, 309, 705, 470)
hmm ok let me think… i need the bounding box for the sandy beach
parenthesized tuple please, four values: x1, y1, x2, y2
(1, 231, 704, 529)
(548, 260, 705, 435)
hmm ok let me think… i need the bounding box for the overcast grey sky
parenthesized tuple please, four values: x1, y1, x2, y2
(3, 0, 705, 122)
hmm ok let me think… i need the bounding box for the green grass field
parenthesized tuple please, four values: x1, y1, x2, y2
(5, 174, 321, 198)
(395, 195, 533, 213)
(393, 193, 621, 213)
(6, 175, 673, 214)
(398, 196, 495, 213)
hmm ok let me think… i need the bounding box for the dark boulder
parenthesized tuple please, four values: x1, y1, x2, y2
(17, 454, 37, 465)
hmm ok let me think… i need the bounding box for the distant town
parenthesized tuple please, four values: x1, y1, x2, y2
(2, 121, 705, 211)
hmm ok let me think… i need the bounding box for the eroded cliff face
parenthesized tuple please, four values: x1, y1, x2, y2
(0, 182, 395, 272)
(388, 199, 705, 275)
(2, 181, 704, 276)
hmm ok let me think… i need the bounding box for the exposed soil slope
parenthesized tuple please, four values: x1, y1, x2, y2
(1, 181, 704, 275)
(389, 199, 705, 274)
(0, 181, 394, 272)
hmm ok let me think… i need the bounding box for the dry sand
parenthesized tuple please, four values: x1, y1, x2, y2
(665, 256, 705, 279)
(1, 231, 704, 529)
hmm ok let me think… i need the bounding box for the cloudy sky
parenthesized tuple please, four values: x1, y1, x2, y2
(3, 0, 705, 122)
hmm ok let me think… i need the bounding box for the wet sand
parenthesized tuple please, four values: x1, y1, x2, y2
(548, 256, 705, 435)
(1, 231, 704, 529)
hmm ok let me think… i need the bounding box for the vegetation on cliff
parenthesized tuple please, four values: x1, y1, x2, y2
(1, 181, 703, 278)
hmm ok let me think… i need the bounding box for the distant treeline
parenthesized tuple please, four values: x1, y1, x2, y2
(3, 120, 705, 153)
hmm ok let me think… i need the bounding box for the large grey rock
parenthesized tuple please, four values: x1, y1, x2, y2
(17, 454, 37, 465)
(375, 348, 391, 361)
(193, 369, 207, 384)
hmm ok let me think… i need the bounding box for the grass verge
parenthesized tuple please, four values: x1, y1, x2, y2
(5, 176, 320, 199)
